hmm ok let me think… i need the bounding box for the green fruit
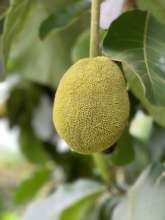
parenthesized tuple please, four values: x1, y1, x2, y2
(53, 57, 130, 154)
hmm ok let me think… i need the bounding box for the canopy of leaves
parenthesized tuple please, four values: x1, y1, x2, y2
(3, 0, 89, 88)
(0, 1, 165, 220)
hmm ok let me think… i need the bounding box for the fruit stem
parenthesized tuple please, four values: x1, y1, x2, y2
(93, 153, 112, 185)
(90, 0, 100, 57)
(89, 0, 112, 186)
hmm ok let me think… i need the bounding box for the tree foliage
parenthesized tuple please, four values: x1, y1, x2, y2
(0, 0, 165, 219)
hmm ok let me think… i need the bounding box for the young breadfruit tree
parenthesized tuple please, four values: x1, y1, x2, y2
(1, 0, 165, 219)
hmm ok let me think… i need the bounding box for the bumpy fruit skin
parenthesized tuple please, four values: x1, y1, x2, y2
(53, 57, 130, 154)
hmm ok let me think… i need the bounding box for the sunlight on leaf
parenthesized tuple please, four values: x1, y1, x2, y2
(130, 110, 153, 142)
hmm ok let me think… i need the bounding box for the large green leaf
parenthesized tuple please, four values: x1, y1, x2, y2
(103, 10, 165, 106)
(39, 0, 90, 39)
(22, 179, 105, 220)
(124, 64, 165, 127)
(2, 0, 34, 63)
(112, 163, 165, 220)
(3, 0, 89, 87)
(14, 167, 52, 204)
(137, 0, 165, 24)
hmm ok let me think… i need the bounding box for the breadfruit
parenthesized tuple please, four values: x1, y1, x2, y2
(53, 56, 130, 154)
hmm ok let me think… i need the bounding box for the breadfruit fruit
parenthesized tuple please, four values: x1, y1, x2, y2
(53, 56, 130, 154)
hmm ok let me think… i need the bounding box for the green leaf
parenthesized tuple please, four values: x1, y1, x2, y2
(112, 163, 165, 220)
(109, 129, 134, 166)
(83, 196, 117, 220)
(19, 129, 50, 164)
(60, 195, 97, 220)
(22, 179, 105, 220)
(14, 167, 52, 204)
(3, 0, 76, 53)
(7, 82, 41, 128)
(123, 64, 165, 127)
(71, 29, 90, 62)
(103, 10, 165, 106)
(1, 212, 18, 220)
(41, 0, 81, 14)
(61, 195, 116, 220)
(2, 0, 34, 64)
(3, 0, 89, 87)
(137, 0, 165, 24)
(39, 0, 90, 39)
